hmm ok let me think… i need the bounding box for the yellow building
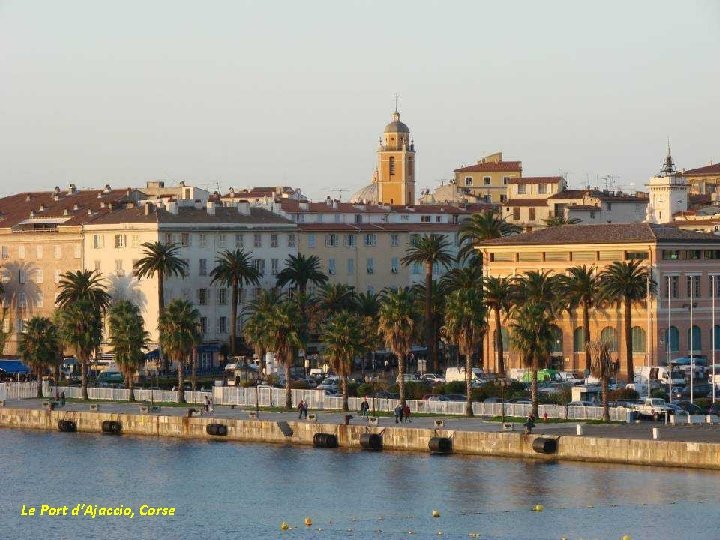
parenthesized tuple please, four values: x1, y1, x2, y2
(682, 163, 720, 195)
(453, 152, 523, 204)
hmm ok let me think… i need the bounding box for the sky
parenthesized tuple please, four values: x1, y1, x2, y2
(0, 0, 718, 201)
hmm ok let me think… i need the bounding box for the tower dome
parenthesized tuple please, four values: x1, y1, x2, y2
(384, 111, 410, 134)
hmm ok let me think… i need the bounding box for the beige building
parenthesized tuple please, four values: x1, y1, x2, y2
(682, 163, 720, 195)
(480, 223, 720, 379)
(452, 152, 523, 204)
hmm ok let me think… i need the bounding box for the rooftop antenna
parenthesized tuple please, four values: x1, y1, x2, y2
(602, 174, 617, 192)
(394, 92, 400, 113)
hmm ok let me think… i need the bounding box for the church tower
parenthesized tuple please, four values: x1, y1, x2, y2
(646, 143, 687, 224)
(377, 110, 416, 205)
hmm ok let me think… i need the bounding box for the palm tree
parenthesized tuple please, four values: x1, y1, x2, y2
(264, 299, 303, 409)
(55, 270, 111, 313)
(599, 260, 656, 382)
(56, 300, 103, 400)
(321, 311, 365, 411)
(108, 300, 149, 402)
(377, 288, 418, 406)
(158, 299, 201, 404)
(443, 288, 486, 416)
(243, 290, 282, 371)
(483, 276, 515, 376)
(18, 317, 59, 398)
(134, 241, 188, 372)
(458, 211, 521, 263)
(509, 302, 556, 417)
(520, 270, 562, 312)
(402, 234, 453, 372)
(561, 265, 602, 372)
(317, 283, 358, 315)
(355, 291, 381, 372)
(440, 265, 483, 294)
(587, 340, 619, 422)
(276, 253, 328, 294)
(544, 216, 581, 227)
(209, 249, 261, 356)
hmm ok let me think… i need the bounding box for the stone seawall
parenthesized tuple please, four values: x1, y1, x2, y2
(2, 407, 719, 470)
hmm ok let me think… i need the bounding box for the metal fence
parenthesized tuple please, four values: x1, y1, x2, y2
(0, 382, 39, 400)
(40, 386, 212, 405)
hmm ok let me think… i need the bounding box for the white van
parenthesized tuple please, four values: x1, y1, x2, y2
(445, 367, 483, 383)
(634, 366, 685, 387)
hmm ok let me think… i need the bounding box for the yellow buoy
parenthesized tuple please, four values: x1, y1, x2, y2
(532, 504, 544, 512)
(438, 531, 443, 536)
(432, 509, 441, 518)
(304, 517, 312, 527)
(621, 536, 631, 540)
(280, 521, 289, 531)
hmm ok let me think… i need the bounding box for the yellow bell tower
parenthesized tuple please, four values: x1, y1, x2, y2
(377, 109, 415, 205)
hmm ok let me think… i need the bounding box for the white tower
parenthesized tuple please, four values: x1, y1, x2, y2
(646, 144, 687, 224)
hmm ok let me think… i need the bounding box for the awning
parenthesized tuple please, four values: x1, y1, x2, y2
(0, 360, 31, 374)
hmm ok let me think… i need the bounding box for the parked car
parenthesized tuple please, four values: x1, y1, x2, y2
(633, 397, 674, 419)
(421, 373, 445, 384)
(671, 400, 704, 415)
(442, 394, 467, 402)
(568, 400, 595, 407)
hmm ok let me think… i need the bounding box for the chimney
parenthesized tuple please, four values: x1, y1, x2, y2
(54, 186, 61, 195)
(326, 196, 332, 206)
(237, 202, 250, 215)
(144, 202, 152, 215)
(29, 210, 35, 218)
(68, 183, 77, 194)
(104, 184, 111, 193)
(108, 203, 113, 211)
(63, 209, 68, 216)
(73, 204, 79, 211)
(206, 201, 216, 215)
(25, 194, 31, 202)
(100, 202, 106, 208)
(168, 201, 178, 215)
(87, 209, 93, 215)
(39, 204, 45, 212)
(332, 200, 338, 209)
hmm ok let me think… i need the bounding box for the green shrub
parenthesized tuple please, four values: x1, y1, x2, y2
(695, 398, 711, 412)
(608, 388, 639, 401)
(650, 389, 668, 400)
(444, 381, 466, 395)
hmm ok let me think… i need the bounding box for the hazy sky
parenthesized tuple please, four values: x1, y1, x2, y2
(1, 0, 718, 201)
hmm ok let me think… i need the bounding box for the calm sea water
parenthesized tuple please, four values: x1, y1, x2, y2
(1, 429, 719, 540)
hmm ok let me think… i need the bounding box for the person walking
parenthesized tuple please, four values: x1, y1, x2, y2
(360, 398, 369, 417)
(394, 404, 402, 424)
(524, 413, 536, 434)
(298, 399, 305, 419)
(60, 391, 65, 408)
(403, 404, 411, 423)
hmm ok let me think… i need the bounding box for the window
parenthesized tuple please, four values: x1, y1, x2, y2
(503, 177, 511, 185)
(408, 157, 414, 177)
(512, 208, 520, 221)
(347, 258, 355, 275)
(598, 250, 623, 260)
(364, 234, 376, 247)
(517, 184, 527, 195)
(631, 326, 646, 353)
(465, 176, 473, 186)
(518, 251, 542, 262)
(316, 214, 323, 223)
(665, 326, 680, 352)
(200, 317, 208, 335)
(200, 234, 207, 248)
(626, 251, 649, 260)
(600, 327, 618, 352)
(573, 327, 586, 353)
(490, 252, 515, 262)
(328, 258, 336, 275)
(538, 184, 547, 194)
(412, 262, 421, 275)
(218, 234, 226, 248)
(18, 292, 27, 308)
(198, 288, 208, 305)
(115, 260, 124, 276)
(218, 316, 227, 334)
(308, 234, 316, 248)
(19, 270, 27, 284)
(400, 214, 409, 221)
(177, 233, 189, 247)
(704, 250, 720, 260)
(54, 245, 61, 259)
(545, 252, 570, 262)
(662, 250, 680, 260)
(483, 176, 491, 186)
(688, 325, 702, 352)
(199, 259, 207, 276)
(572, 251, 595, 262)
(389, 156, 395, 176)
(355, 214, 363, 224)
(131, 235, 140, 248)
(270, 234, 278, 248)
(216, 288, 227, 305)
(529, 208, 536, 221)
(254, 233, 262, 248)
(420, 215, 430, 223)
(18, 245, 25, 259)
(606, 202, 613, 211)
(36, 293, 44, 309)
(334, 213, 341, 223)
(54, 270, 61, 284)
(366, 258, 374, 274)
(667, 275, 680, 298)
(36, 246, 43, 259)
(550, 326, 563, 354)
(710, 275, 720, 297)
(499, 195, 507, 203)
(164, 233, 173, 245)
(391, 257, 399, 274)
(325, 233, 339, 247)
(344, 234, 356, 247)
(252, 258, 265, 276)
(92, 235, 104, 249)
(34, 269, 44, 284)
(391, 234, 399, 247)
(288, 234, 296, 248)
(688, 275, 701, 298)
(271, 258, 279, 275)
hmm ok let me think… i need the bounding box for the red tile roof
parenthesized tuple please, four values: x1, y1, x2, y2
(683, 163, 720, 177)
(279, 199, 480, 215)
(504, 199, 550, 207)
(506, 176, 563, 185)
(454, 161, 522, 173)
(298, 223, 460, 233)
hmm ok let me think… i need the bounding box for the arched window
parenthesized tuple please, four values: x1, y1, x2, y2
(600, 327, 618, 352)
(631, 326, 646, 353)
(573, 327, 586, 353)
(665, 326, 680, 352)
(550, 325, 563, 354)
(389, 156, 395, 176)
(688, 325, 702, 352)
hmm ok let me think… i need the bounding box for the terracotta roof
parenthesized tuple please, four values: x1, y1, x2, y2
(504, 199, 549, 207)
(481, 223, 720, 246)
(566, 205, 600, 211)
(454, 161, 522, 173)
(279, 200, 478, 215)
(683, 163, 720, 177)
(298, 223, 460, 233)
(506, 176, 563, 185)
(548, 189, 648, 202)
(0, 188, 139, 229)
(87, 205, 293, 227)
(222, 186, 298, 199)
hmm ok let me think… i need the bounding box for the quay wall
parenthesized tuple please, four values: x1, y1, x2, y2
(1, 407, 719, 470)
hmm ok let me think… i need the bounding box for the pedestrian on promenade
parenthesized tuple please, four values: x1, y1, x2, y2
(204, 396, 210, 413)
(542, 411, 548, 423)
(60, 391, 65, 407)
(208, 396, 214, 414)
(403, 404, 411, 423)
(394, 404, 402, 423)
(303, 401, 308, 419)
(360, 398, 369, 417)
(298, 399, 305, 419)
(524, 413, 536, 434)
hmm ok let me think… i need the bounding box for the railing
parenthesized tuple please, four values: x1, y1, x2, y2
(0, 382, 39, 400)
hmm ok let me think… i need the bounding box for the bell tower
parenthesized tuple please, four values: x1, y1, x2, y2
(646, 143, 687, 224)
(377, 109, 415, 205)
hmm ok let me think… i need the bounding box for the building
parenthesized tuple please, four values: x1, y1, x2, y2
(0, 184, 142, 354)
(452, 152, 523, 204)
(682, 162, 720, 195)
(647, 147, 688, 224)
(480, 223, 720, 379)
(350, 109, 416, 206)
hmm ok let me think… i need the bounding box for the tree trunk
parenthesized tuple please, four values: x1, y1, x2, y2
(531, 356, 539, 418)
(177, 357, 185, 404)
(230, 279, 239, 355)
(158, 272, 168, 374)
(284, 360, 292, 410)
(464, 344, 474, 417)
(583, 302, 591, 373)
(81, 360, 88, 401)
(36, 367, 43, 398)
(602, 373, 609, 422)
(495, 308, 504, 375)
(128, 367, 135, 402)
(398, 350, 406, 407)
(341, 375, 349, 412)
(425, 264, 436, 372)
(191, 349, 197, 392)
(624, 298, 634, 383)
